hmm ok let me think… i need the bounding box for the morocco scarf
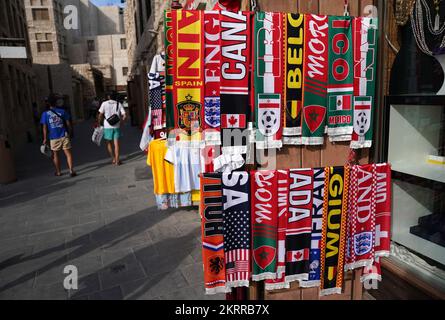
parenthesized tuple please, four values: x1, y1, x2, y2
(164, 10, 174, 129)
(200, 173, 228, 294)
(327, 16, 354, 141)
(351, 17, 378, 149)
(374, 163, 391, 257)
(285, 169, 313, 283)
(320, 166, 350, 296)
(254, 11, 284, 149)
(222, 171, 251, 289)
(301, 14, 329, 145)
(251, 170, 278, 281)
(283, 13, 304, 145)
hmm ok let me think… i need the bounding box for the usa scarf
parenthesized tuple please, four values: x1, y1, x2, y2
(320, 166, 349, 296)
(283, 13, 304, 146)
(254, 11, 284, 149)
(351, 17, 378, 149)
(222, 171, 251, 289)
(251, 170, 278, 281)
(200, 173, 228, 294)
(148, 55, 166, 139)
(301, 14, 329, 146)
(374, 163, 391, 257)
(164, 10, 174, 129)
(285, 169, 313, 283)
(327, 16, 354, 141)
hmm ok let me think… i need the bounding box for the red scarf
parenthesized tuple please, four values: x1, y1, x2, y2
(374, 163, 392, 257)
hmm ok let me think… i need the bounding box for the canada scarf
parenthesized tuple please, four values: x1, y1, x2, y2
(285, 169, 313, 283)
(254, 11, 284, 149)
(301, 14, 329, 145)
(374, 163, 391, 257)
(200, 173, 228, 294)
(351, 17, 378, 149)
(164, 10, 174, 129)
(327, 16, 354, 141)
(320, 166, 349, 296)
(222, 171, 251, 289)
(283, 13, 304, 145)
(220, 11, 251, 155)
(251, 170, 278, 281)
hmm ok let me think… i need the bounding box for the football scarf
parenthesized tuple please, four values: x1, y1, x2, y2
(361, 256, 382, 283)
(301, 14, 329, 145)
(374, 163, 391, 257)
(285, 169, 313, 283)
(251, 170, 278, 281)
(254, 11, 284, 149)
(204, 11, 221, 146)
(200, 173, 228, 294)
(148, 56, 166, 139)
(327, 16, 354, 141)
(164, 10, 174, 129)
(320, 166, 350, 296)
(220, 11, 251, 155)
(351, 17, 378, 149)
(283, 13, 304, 145)
(222, 171, 251, 289)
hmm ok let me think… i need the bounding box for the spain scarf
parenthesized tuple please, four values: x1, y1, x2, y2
(251, 170, 278, 281)
(327, 16, 354, 141)
(320, 166, 349, 296)
(164, 10, 174, 129)
(351, 17, 378, 149)
(374, 163, 391, 258)
(222, 171, 251, 289)
(301, 14, 329, 146)
(283, 13, 305, 145)
(285, 168, 313, 283)
(254, 11, 284, 149)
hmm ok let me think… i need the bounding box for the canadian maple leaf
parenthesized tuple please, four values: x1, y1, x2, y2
(228, 115, 238, 126)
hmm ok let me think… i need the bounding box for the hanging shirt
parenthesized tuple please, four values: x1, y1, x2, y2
(147, 139, 175, 195)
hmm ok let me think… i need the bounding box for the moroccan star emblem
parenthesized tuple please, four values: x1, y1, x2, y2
(259, 250, 270, 260)
(309, 111, 319, 123)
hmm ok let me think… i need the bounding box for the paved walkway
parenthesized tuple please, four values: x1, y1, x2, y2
(0, 120, 223, 300)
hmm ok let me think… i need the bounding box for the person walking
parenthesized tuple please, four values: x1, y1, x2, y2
(40, 94, 77, 177)
(98, 92, 127, 165)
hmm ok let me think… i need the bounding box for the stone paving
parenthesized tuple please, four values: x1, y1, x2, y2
(0, 120, 224, 300)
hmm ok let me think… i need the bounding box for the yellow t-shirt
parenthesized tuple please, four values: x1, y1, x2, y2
(191, 190, 200, 202)
(147, 139, 175, 195)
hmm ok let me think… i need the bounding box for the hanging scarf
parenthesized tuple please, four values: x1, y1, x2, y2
(301, 14, 329, 145)
(265, 169, 290, 290)
(254, 11, 284, 149)
(327, 16, 354, 142)
(200, 173, 228, 294)
(251, 170, 278, 281)
(351, 17, 378, 149)
(300, 167, 324, 288)
(222, 171, 251, 289)
(220, 11, 251, 155)
(374, 163, 391, 257)
(320, 166, 349, 296)
(164, 10, 174, 129)
(283, 13, 304, 145)
(285, 168, 313, 283)
(148, 55, 167, 139)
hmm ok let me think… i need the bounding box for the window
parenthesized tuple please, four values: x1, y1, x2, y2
(122, 67, 128, 76)
(37, 41, 53, 52)
(120, 38, 127, 50)
(32, 8, 49, 20)
(45, 33, 52, 40)
(35, 33, 44, 40)
(30, 0, 40, 6)
(87, 40, 95, 51)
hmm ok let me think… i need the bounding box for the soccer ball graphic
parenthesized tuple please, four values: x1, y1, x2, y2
(260, 110, 278, 136)
(356, 111, 369, 135)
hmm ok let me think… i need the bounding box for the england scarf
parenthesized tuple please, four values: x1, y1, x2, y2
(283, 13, 304, 145)
(254, 11, 284, 149)
(164, 10, 174, 129)
(327, 16, 354, 141)
(200, 173, 228, 294)
(320, 166, 350, 296)
(301, 14, 329, 145)
(374, 163, 391, 257)
(351, 17, 378, 149)
(251, 170, 278, 281)
(222, 171, 251, 289)
(285, 168, 313, 283)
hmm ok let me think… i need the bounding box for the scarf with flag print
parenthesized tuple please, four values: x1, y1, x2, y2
(222, 171, 251, 289)
(320, 166, 350, 296)
(301, 14, 329, 145)
(148, 54, 167, 140)
(251, 170, 278, 281)
(351, 17, 378, 149)
(285, 168, 313, 283)
(200, 173, 228, 294)
(327, 16, 354, 142)
(283, 13, 304, 145)
(374, 163, 391, 258)
(254, 11, 284, 150)
(164, 10, 174, 129)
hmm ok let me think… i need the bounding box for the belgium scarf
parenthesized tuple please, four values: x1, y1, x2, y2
(374, 163, 391, 257)
(200, 173, 228, 294)
(254, 11, 284, 149)
(285, 168, 313, 283)
(327, 16, 354, 141)
(222, 171, 251, 289)
(320, 166, 349, 296)
(283, 13, 305, 146)
(301, 14, 329, 146)
(251, 170, 278, 281)
(164, 10, 174, 129)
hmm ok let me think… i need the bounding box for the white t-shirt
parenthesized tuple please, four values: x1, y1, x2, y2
(165, 144, 201, 193)
(99, 100, 126, 129)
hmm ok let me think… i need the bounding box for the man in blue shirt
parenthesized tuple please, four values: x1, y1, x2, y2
(40, 94, 77, 177)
